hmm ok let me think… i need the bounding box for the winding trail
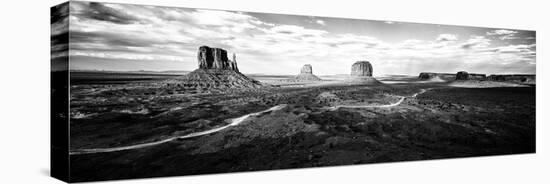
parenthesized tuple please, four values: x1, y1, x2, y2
(70, 88, 431, 155)
(70, 104, 287, 155)
(327, 88, 430, 111)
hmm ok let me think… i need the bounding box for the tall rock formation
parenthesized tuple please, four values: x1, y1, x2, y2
(230, 53, 238, 71)
(166, 46, 261, 90)
(456, 71, 486, 80)
(347, 60, 379, 84)
(291, 64, 321, 81)
(351, 61, 373, 77)
(197, 46, 239, 72)
(456, 71, 469, 80)
(301, 64, 313, 74)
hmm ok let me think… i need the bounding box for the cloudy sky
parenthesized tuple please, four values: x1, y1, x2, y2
(52, 1, 536, 75)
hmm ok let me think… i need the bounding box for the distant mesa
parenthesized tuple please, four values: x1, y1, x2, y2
(165, 46, 262, 90)
(488, 74, 536, 84)
(419, 71, 488, 81)
(455, 71, 486, 80)
(449, 73, 535, 88)
(468, 74, 487, 80)
(293, 64, 321, 81)
(420, 71, 535, 84)
(418, 72, 455, 81)
(351, 61, 373, 77)
(455, 71, 469, 80)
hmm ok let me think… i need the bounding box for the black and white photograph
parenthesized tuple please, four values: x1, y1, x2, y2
(48, 1, 540, 182)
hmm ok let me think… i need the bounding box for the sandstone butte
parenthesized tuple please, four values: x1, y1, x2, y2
(293, 64, 321, 81)
(165, 46, 262, 89)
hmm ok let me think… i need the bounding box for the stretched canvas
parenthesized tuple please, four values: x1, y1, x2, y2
(51, 1, 536, 182)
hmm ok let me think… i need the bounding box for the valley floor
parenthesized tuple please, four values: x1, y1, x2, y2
(67, 74, 535, 182)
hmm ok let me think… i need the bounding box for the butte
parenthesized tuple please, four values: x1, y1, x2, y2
(165, 46, 262, 90)
(290, 64, 322, 81)
(346, 61, 380, 84)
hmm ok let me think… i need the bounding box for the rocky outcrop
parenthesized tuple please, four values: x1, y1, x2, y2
(230, 53, 238, 71)
(167, 69, 262, 89)
(456, 71, 469, 80)
(469, 74, 487, 80)
(488, 74, 536, 84)
(351, 61, 373, 77)
(301, 64, 313, 74)
(292, 64, 321, 81)
(456, 71, 486, 80)
(419, 72, 455, 80)
(197, 46, 239, 72)
(166, 46, 262, 90)
(347, 61, 380, 84)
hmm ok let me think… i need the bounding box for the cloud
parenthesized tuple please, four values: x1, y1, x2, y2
(268, 25, 328, 36)
(487, 29, 519, 40)
(487, 29, 517, 35)
(461, 36, 490, 49)
(65, 2, 535, 75)
(69, 50, 188, 61)
(436, 34, 458, 42)
(500, 35, 519, 40)
(495, 44, 535, 54)
(183, 9, 265, 32)
(51, 2, 69, 60)
(51, 2, 69, 27)
(315, 20, 326, 25)
(80, 2, 143, 24)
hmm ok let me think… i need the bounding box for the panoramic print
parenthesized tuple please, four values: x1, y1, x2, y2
(51, 1, 536, 182)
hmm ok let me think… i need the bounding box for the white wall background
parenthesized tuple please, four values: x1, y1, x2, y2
(0, 0, 548, 183)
